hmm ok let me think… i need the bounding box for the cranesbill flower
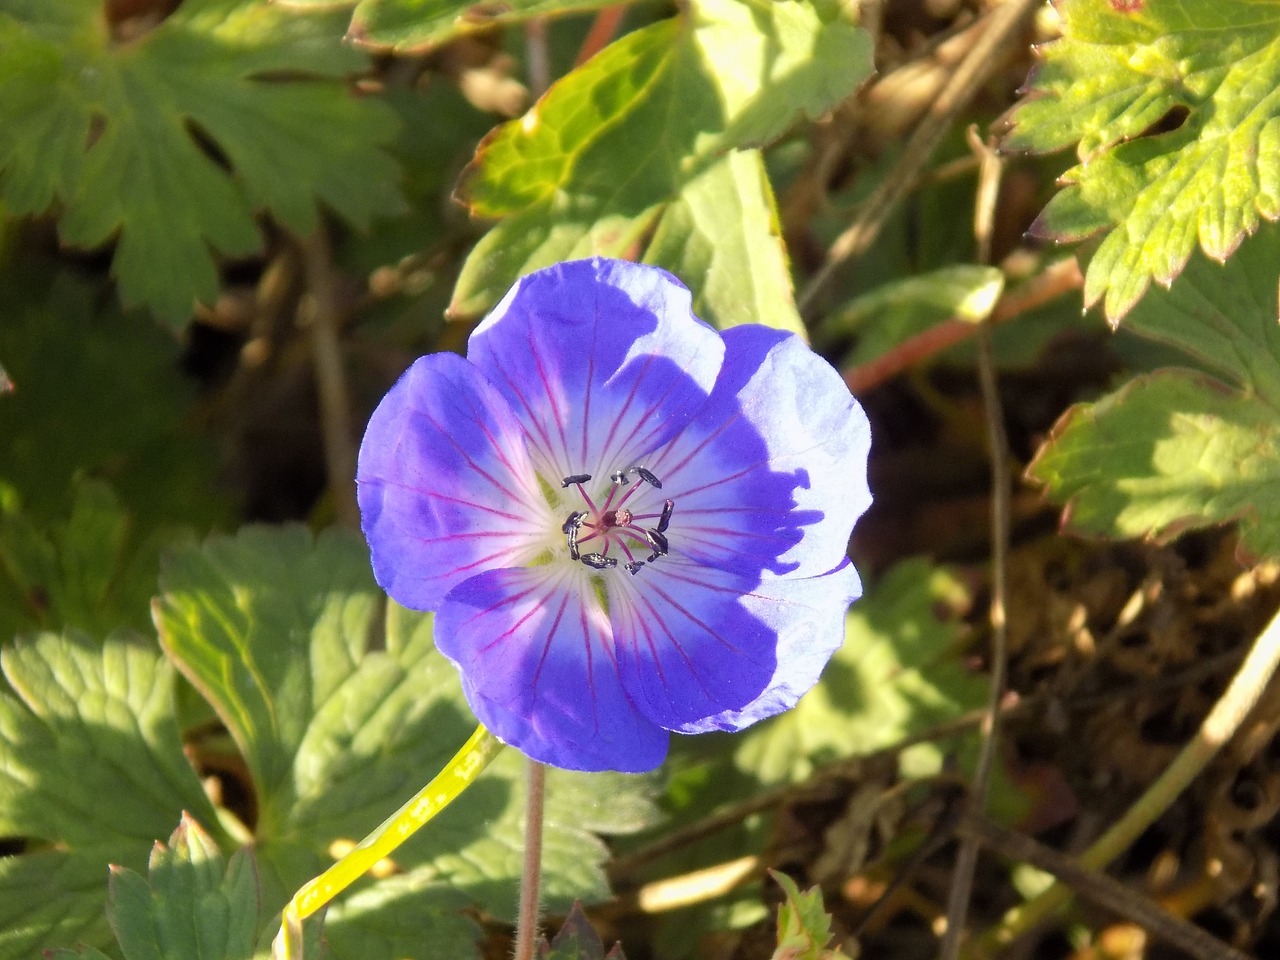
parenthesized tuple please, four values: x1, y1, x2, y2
(357, 258, 871, 773)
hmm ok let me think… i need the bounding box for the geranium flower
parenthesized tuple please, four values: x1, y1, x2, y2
(357, 258, 871, 773)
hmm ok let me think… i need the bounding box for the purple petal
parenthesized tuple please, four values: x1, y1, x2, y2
(435, 566, 669, 772)
(465, 258, 725, 482)
(357, 353, 553, 611)
(644, 326, 872, 581)
(672, 559, 862, 734)
(609, 559, 778, 729)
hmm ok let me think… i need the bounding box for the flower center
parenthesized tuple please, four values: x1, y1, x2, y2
(560, 468, 674, 575)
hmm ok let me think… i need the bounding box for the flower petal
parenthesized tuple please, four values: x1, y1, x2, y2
(608, 559, 778, 729)
(465, 258, 725, 482)
(646, 326, 872, 581)
(435, 566, 669, 772)
(672, 559, 862, 734)
(357, 353, 552, 611)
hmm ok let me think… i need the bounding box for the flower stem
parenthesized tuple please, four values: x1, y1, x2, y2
(273, 725, 503, 960)
(513, 759, 547, 960)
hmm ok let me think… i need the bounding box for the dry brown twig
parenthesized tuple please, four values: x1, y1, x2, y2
(797, 0, 1042, 317)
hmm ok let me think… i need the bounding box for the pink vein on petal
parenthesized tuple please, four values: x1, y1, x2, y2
(530, 588, 571, 697)
(373, 479, 532, 525)
(525, 324, 572, 470)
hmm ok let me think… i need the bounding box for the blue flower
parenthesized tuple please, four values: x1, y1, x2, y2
(357, 259, 871, 772)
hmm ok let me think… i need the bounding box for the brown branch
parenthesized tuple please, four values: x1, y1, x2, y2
(961, 815, 1254, 960)
(842, 256, 1082, 395)
(797, 0, 1041, 316)
(301, 227, 359, 529)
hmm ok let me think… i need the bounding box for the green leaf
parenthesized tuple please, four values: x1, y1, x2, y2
(107, 815, 258, 960)
(539, 902, 626, 960)
(770, 871, 851, 960)
(0, 270, 232, 528)
(450, 0, 872, 321)
(347, 0, 619, 52)
(0, 479, 188, 640)
(735, 558, 986, 786)
(0, 0, 404, 322)
(1003, 0, 1280, 319)
(0, 632, 222, 958)
(644, 150, 804, 336)
(818, 264, 1005, 364)
(1028, 220, 1280, 558)
(153, 526, 659, 958)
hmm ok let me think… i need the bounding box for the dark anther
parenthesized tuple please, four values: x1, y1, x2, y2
(626, 561, 645, 575)
(656, 499, 674, 533)
(610, 470, 630, 485)
(580, 553, 618, 569)
(561, 473, 592, 487)
(563, 511, 587, 560)
(634, 467, 663, 489)
(644, 529, 669, 562)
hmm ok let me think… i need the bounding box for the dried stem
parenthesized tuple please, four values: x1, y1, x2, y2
(967, 601, 1280, 957)
(841, 257, 1082, 394)
(301, 226, 359, 529)
(575, 5, 627, 66)
(961, 815, 1254, 960)
(936, 128, 1009, 960)
(797, 0, 1040, 315)
(514, 759, 547, 960)
(525, 18, 551, 98)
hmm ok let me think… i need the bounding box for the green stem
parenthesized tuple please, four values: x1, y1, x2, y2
(967, 601, 1280, 957)
(513, 759, 547, 960)
(273, 725, 504, 960)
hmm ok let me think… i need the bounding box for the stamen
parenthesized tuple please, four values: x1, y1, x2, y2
(633, 467, 663, 489)
(656, 499, 674, 533)
(559, 466, 675, 572)
(643, 528, 668, 562)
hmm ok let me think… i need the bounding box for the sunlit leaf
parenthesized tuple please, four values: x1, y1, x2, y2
(346, 0, 618, 52)
(1029, 220, 1280, 558)
(153, 526, 659, 958)
(1004, 0, 1280, 319)
(0, 633, 222, 959)
(770, 871, 851, 960)
(450, 0, 872, 327)
(107, 816, 258, 960)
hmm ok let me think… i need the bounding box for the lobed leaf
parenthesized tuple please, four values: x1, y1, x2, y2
(770, 871, 851, 960)
(539, 902, 627, 960)
(1003, 0, 1280, 320)
(107, 815, 259, 960)
(450, 0, 871, 327)
(0, 0, 404, 323)
(153, 526, 659, 958)
(0, 633, 221, 959)
(1029, 220, 1280, 558)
